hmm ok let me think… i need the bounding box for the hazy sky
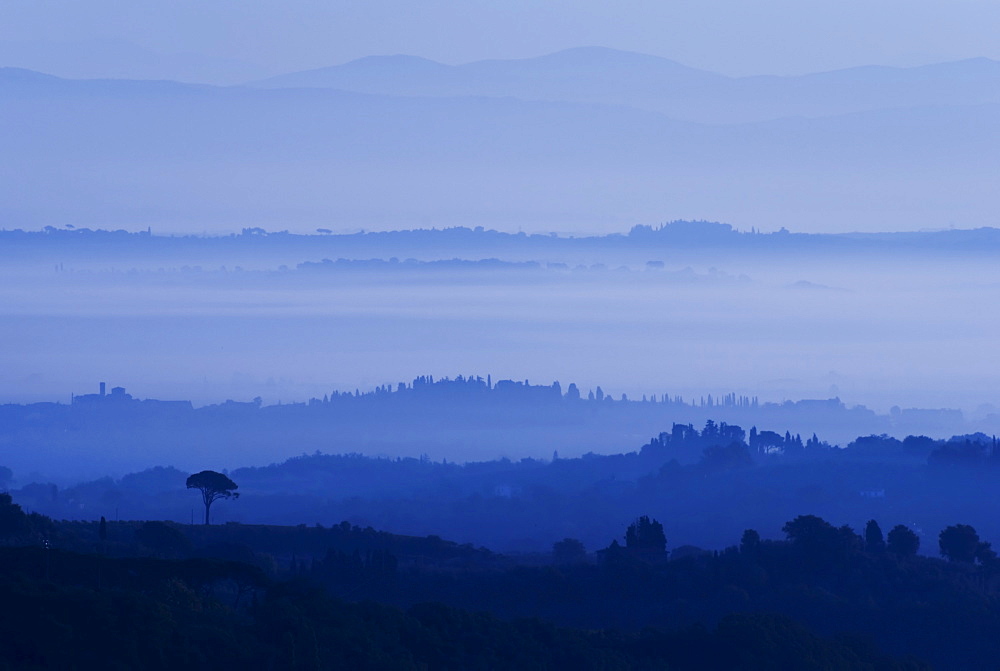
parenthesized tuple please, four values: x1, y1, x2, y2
(4, 0, 1000, 77)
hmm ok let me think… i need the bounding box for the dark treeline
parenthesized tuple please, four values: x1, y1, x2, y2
(300, 513, 1000, 670)
(0, 493, 955, 670)
(6, 221, 1000, 260)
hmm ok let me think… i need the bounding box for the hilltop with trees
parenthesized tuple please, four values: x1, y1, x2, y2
(7, 486, 998, 669)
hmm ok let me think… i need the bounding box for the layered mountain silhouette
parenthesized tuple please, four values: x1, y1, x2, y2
(2, 47, 999, 232)
(251, 46, 1000, 124)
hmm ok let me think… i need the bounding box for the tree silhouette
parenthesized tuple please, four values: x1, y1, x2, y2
(782, 515, 836, 547)
(0, 493, 29, 539)
(740, 529, 761, 555)
(864, 520, 885, 553)
(886, 525, 920, 557)
(976, 541, 998, 565)
(939, 524, 981, 563)
(781, 515, 861, 567)
(625, 516, 666, 558)
(186, 471, 239, 525)
(98, 515, 107, 556)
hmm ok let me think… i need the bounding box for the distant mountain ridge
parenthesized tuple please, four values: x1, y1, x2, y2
(3, 57, 998, 233)
(250, 47, 1000, 124)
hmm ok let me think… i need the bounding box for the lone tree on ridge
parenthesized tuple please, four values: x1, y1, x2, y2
(186, 470, 239, 525)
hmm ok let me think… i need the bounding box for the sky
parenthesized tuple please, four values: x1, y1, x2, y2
(3, 0, 1000, 79)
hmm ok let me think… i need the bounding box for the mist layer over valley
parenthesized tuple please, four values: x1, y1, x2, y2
(5, 224, 999, 419)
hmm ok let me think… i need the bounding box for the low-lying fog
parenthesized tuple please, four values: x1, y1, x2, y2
(3, 238, 998, 418)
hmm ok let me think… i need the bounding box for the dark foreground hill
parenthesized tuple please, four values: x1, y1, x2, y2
(0, 512, 934, 670)
(3, 492, 995, 669)
(0, 550, 925, 670)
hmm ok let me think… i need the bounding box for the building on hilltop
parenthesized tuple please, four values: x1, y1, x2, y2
(72, 382, 133, 406)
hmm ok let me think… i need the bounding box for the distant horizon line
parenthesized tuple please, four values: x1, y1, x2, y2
(3, 220, 994, 239)
(284, 46, 1000, 79)
(4, 45, 998, 86)
(26, 376, 982, 418)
